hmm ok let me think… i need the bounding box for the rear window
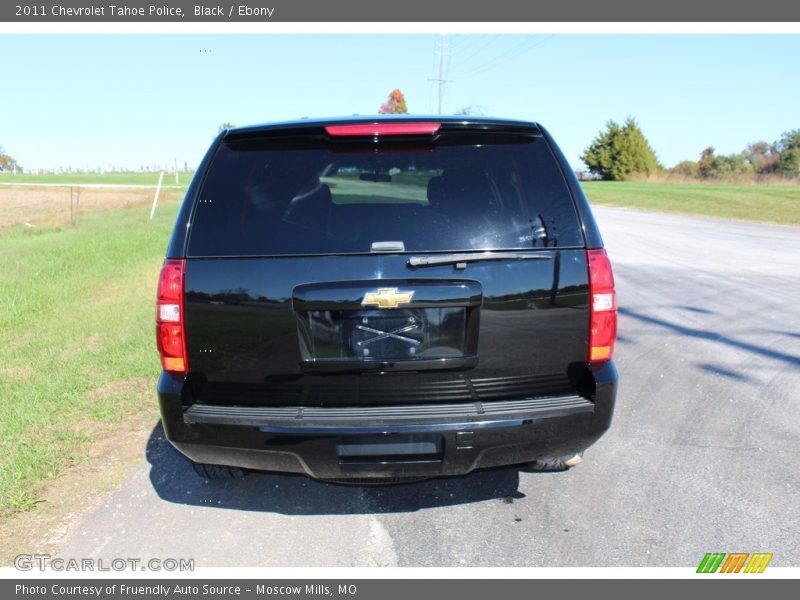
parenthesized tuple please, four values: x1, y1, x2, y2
(187, 136, 583, 256)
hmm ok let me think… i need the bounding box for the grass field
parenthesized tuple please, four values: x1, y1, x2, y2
(0, 199, 180, 517)
(0, 186, 187, 228)
(0, 171, 193, 187)
(581, 181, 800, 226)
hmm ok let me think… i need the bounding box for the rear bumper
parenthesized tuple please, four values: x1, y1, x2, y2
(157, 362, 617, 480)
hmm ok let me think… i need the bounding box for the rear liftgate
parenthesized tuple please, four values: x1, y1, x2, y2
(293, 278, 483, 468)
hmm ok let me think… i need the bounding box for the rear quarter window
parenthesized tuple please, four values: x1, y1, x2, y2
(187, 136, 584, 256)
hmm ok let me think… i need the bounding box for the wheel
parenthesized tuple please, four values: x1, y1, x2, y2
(191, 462, 247, 480)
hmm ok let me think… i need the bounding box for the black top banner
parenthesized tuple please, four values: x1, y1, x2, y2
(3, 0, 800, 22)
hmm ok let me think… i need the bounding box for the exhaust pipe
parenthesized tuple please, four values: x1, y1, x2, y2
(528, 453, 584, 472)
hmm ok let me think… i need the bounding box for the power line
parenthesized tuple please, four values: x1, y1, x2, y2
(450, 35, 554, 79)
(453, 36, 546, 78)
(451, 35, 500, 69)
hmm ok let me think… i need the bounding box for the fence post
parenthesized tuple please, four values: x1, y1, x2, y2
(150, 171, 165, 219)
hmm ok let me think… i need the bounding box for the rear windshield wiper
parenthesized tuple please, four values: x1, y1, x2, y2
(408, 251, 552, 269)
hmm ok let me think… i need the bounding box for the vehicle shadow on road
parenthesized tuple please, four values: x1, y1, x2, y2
(619, 306, 800, 368)
(145, 424, 527, 515)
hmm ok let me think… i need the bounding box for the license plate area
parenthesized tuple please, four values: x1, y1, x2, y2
(336, 433, 443, 464)
(310, 307, 467, 360)
(293, 279, 482, 373)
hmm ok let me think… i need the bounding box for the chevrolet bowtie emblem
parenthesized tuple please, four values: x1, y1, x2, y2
(361, 287, 415, 309)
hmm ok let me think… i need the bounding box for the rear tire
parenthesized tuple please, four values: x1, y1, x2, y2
(191, 462, 247, 480)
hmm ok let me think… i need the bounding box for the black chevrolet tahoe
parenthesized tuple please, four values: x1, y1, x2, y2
(156, 116, 618, 482)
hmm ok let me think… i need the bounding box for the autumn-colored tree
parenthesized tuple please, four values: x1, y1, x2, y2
(379, 89, 408, 114)
(667, 130, 799, 180)
(698, 147, 716, 178)
(742, 142, 779, 175)
(0, 145, 21, 173)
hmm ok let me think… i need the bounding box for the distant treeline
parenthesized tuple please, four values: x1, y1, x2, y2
(671, 130, 800, 180)
(581, 119, 800, 182)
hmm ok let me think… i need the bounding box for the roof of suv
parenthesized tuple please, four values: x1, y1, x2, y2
(224, 115, 543, 139)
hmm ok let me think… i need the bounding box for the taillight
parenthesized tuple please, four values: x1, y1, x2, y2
(325, 122, 441, 137)
(587, 248, 617, 364)
(156, 258, 188, 374)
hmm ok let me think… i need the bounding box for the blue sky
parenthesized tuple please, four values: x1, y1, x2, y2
(1, 34, 798, 171)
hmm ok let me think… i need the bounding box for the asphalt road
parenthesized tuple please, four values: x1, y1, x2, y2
(58, 206, 800, 567)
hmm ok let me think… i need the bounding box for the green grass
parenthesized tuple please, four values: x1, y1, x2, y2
(581, 181, 800, 226)
(0, 171, 194, 187)
(0, 202, 179, 516)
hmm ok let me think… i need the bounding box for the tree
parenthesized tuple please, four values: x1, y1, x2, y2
(696, 147, 755, 178)
(0, 145, 21, 173)
(378, 89, 408, 114)
(745, 141, 779, 174)
(697, 147, 716, 178)
(713, 152, 753, 176)
(667, 130, 798, 180)
(672, 160, 700, 178)
(776, 129, 800, 176)
(581, 118, 661, 181)
(454, 105, 486, 116)
(780, 148, 800, 176)
(776, 129, 800, 152)
(218, 122, 235, 133)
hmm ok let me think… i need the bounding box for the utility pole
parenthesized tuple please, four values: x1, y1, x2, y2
(429, 35, 450, 115)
